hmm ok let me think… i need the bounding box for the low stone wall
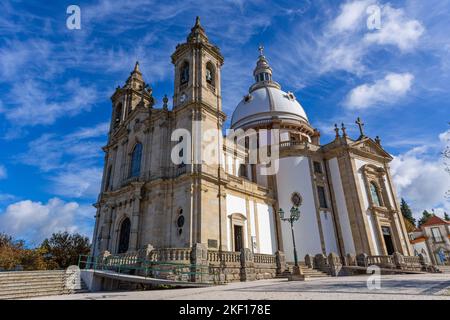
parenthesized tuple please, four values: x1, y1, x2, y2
(97, 244, 284, 284)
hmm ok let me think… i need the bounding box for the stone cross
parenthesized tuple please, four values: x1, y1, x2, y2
(355, 117, 365, 138)
(258, 45, 264, 57)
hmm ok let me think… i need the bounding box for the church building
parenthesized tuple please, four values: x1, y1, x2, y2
(91, 17, 413, 265)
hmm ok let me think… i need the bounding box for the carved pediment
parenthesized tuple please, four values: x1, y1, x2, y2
(350, 138, 392, 160)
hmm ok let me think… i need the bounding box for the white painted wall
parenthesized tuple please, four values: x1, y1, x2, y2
(249, 200, 257, 250)
(225, 194, 247, 251)
(276, 156, 323, 261)
(328, 158, 356, 254)
(320, 210, 338, 254)
(366, 212, 381, 255)
(256, 202, 277, 254)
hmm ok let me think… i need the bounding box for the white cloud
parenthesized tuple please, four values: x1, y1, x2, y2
(344, 72, 414, 109)
(364, 5, 425, 52)
(391, 130, 450, 219)
(0, 164, 6, 179)
(331, 0, 374, 33)
(18, 122, 108, 199)
(0, 198, 94, 246)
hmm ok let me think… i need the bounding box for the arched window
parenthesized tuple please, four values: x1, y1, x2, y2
(370, 182, 382, 207)
(180, 61, 189, 85)
(130, 143, 142, 178)
(114, 103, 122, 127)
(206, 62, 215, 87)
(118, 218, 131, 254)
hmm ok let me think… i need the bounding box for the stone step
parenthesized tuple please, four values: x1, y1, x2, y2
(0, 275, 65, 283)
(0, 279, 65, 291)
(0, 283, 65, 294)
(0, 289, 70, 300)
(0, 270, 65, 276)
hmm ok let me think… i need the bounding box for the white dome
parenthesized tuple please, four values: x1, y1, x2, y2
(231, 86, 309, 129)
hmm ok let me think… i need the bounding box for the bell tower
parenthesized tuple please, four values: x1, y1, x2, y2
(171, 16, 224, 111)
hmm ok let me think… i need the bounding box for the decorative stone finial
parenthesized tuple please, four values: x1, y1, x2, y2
(133, 61, 140, 72)
(334, 124, 340, 138)
(187, 16, 208, 43)
(341, 123, 347, 137)
(375, 136, 381, 145)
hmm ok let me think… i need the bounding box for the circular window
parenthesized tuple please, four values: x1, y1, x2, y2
(177, 215, 185, 228)
(291, 192, 302, 207)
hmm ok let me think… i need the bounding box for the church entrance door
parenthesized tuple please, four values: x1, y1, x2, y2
(234, 225, 243, 252)
(118, 218, 131, 254)
(381, 226, 395, 255)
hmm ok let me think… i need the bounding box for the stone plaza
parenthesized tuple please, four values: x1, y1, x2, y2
(30, 273, 450, 300)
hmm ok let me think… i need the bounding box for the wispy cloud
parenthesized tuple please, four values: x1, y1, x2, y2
(1, 79, 98, 127)
(17, 122, 108, 198)
(0, 164, 6, 179)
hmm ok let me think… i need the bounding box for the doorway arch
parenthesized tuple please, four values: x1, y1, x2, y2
(118, 218, 131, 254)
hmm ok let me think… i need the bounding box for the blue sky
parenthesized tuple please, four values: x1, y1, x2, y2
(0, 0, 449, 246)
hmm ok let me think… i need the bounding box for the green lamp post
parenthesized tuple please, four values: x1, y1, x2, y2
(279, 206, 305, 280)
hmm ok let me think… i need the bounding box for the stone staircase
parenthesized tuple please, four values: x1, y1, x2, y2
(276, 262, 331, 279)
(436, 265, 450, 273)
(0, 270, 88, 300)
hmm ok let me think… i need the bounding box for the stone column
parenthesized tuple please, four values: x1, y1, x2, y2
(240, 248, 256, 281)
(129, 185, 142, 251)
(191, 243, 209, 283)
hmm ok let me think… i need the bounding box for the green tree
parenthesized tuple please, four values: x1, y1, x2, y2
(400, 198, 416, 226)
(40, 232, 91, 269)
(0, 233, 47, 271)
(418, 210, 434, 227)
(444, 212, 450, 222)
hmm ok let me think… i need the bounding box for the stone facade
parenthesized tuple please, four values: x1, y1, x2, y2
(91, 18, 413, 276)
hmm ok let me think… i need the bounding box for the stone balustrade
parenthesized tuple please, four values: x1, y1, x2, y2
(254, 253, 276, 265)
(367, 255, 395, 269)
(97, 245, 285, 284)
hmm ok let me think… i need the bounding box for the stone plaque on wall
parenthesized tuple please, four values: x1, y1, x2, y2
(208, 239, 218, 249)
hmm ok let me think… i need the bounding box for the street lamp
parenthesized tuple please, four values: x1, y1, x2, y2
(279, 206, 305, 280)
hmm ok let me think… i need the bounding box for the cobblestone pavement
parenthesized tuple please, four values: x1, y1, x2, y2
(30, 274, 450, 300)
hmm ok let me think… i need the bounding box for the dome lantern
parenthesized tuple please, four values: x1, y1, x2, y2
(230, 48, 313, 137)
